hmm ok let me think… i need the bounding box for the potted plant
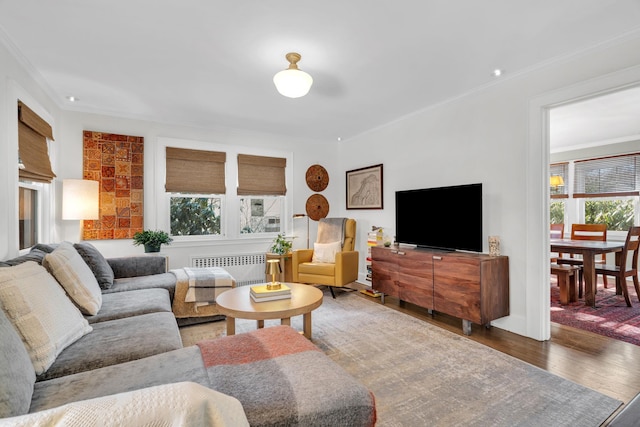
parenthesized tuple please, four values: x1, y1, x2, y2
(132, 229, 173, 253)
(270, 234, 292, 255)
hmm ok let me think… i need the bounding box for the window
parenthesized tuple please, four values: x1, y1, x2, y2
(18, 184, 40, 250)
(160, 138, 292, 241)
(170, 195, 222, 236)
(550, 200, 565, 225)
(17, 101, 55, 250)
(239, 196, 284, 234)
(550, 153, 640, 237)
(550, 163, 568, 198)
(584, 197, 636, 232)
(573, 154, 639, 197)
(165, 147, 225, 237)
(237, 154, 287, 235)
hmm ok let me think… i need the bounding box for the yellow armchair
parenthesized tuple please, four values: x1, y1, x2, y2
(292, 218, 358, 298)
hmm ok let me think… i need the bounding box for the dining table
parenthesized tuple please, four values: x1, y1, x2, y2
(550, 238, 624, 307)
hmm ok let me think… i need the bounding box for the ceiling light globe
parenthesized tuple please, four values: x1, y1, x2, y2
(273, 69, 313, 98)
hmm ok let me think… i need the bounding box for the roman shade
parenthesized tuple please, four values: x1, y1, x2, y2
(18, 101, 56, 183)
(165, 147, 226, 194)
(573, 153, 640, 198)
(237, 154, 287, 196)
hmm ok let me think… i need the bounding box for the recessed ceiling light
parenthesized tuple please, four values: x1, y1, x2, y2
(337, 136, 342, 142)
(492, 69, 503, 77)
(66, 96, 79, 102)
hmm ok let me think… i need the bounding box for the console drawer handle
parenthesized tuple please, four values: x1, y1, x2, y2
(433, 256, 442, 260)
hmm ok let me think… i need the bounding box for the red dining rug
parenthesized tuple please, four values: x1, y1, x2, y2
(550, 276, 640, 346)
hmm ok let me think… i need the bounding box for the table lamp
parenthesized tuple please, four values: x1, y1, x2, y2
(266, 259, 282, 290)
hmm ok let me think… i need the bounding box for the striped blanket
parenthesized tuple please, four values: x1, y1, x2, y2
(197, 326, 376, 427)
(182, 267, 234, 306)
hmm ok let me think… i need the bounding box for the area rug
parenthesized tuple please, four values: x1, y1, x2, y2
(550, 276, 640, 346)
(181, 290, 622, 426)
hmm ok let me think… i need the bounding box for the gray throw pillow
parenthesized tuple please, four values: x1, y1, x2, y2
(31, 243, 58, 253)
(1, 248, 48, 266)
(74, 242, 115, 290)
(0, 302, 36, 417)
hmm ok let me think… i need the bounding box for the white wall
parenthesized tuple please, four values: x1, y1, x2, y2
(336, 33, 640, 340)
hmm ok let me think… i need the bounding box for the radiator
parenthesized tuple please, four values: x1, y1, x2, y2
(190, 253, 266, 287)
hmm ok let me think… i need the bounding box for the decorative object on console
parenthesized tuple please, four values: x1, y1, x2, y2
(273, 52, 313, 98)
(305, 164, 329, 192)
(62, 179, 99, 220)
(488, 236, 500, 256)
(346, 164, 383, 209)
(305, 194, 329, 221)
(132, 230, 173, 253)
(82, 130, 144, 240)
(265, 259, 282, 290)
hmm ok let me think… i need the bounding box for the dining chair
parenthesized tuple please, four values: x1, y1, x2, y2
(595, 226, 640, 307)
(550, 223, 564, 263)
(556, 223, 608, 297)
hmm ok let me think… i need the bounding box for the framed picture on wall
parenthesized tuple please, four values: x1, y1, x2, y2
(346, 164, 383, 209)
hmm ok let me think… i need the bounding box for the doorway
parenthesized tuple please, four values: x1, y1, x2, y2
(546, 85, 640, 344)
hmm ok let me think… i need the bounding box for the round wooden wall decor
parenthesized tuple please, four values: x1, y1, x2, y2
(306, 194, 329, 221)
(305, 164, 329, 192)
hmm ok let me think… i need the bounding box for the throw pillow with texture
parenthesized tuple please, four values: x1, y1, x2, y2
(312, 241, 342, 263)
(43, 241, 103, 315)
(73, 242, 114, 290)
(0, 261, 92, 375)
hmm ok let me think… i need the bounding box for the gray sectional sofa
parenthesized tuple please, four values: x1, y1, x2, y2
(0, 242, 376, 426)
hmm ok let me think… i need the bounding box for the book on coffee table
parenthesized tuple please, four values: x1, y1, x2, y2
(250, 292, 292, 302)
(250, 283, 291, 297)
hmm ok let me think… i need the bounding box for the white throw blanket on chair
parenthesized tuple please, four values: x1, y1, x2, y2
(316, 218, 347, 247)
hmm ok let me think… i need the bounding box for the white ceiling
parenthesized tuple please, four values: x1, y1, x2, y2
(549, 86, 640, 152)
(1, 1, 640, 145)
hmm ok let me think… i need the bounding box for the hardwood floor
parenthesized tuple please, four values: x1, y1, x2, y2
(345, 283, 640, 422)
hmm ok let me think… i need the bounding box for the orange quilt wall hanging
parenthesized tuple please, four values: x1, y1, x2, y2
(82, 131, 144, 240)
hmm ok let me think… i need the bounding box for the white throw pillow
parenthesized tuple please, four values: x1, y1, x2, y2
(43, 241, 102, 315)
(312, 241, 342, 263)
(0, 261, 92, 375)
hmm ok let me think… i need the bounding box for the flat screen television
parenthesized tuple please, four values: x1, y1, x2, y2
(395, 183, 482, 252)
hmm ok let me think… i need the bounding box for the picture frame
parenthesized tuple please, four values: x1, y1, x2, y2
(346, 164, 383, 209)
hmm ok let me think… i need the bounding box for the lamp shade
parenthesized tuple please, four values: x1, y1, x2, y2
(273, 52, 313, 98)
(63, 179, 99, 220)
(266, 259, 282, 275)
(550, 175, 565, 188)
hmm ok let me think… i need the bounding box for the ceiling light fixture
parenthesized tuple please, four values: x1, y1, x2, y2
(273, 52, 313, 98)
(492, 69, 503, 77)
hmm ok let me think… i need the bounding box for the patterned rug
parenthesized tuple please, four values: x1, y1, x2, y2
(550, 276, 640, 346)
(181, 289, 621, 426)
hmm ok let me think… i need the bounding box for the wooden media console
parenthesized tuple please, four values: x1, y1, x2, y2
(371, 246, 509, 335)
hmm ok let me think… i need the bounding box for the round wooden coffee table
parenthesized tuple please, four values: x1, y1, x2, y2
(215, 283, 323, 339)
